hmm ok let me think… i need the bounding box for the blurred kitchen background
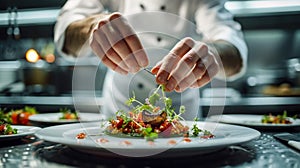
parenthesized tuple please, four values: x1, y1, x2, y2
(0, 0, 299, 116)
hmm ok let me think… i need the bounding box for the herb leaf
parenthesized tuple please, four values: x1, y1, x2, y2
(191, 124, 202, 136)
(149, 93, 160, 105)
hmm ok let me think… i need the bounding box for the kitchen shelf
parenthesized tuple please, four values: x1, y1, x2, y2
(0, 8, 59, 27)
(225, 0, 300, 17)
(0, 1, 300, 27)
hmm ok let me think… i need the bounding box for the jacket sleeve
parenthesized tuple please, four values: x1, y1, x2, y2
(194, 0, 248, 81)
(54, 0, 105, 61)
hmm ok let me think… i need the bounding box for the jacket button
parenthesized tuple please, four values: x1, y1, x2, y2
(157, 36, 162, 42)
(140, 4, 145, 10)
(138, 83, 144, 89)
(160, 5, 166, 11)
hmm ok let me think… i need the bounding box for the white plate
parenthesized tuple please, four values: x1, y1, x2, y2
(0, 125, 41, 141)
(29, 113, 104, 124)
(207, 114, 300, 128)
(35, 121, 260, 158)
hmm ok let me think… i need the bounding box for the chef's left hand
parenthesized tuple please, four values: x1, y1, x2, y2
(151, 37, 220, 92)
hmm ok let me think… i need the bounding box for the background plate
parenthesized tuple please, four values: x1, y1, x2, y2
(207, 114, 300, 129)
(0, 125, 41, 141)
(29, 113, 104, 124)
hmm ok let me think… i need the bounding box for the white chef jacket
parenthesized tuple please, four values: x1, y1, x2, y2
(54, 0, 248, 120)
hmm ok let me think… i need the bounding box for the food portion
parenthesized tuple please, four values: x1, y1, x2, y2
(0, 109, 17, 135)
(8, 106, 38, 125)
(105, 85, 213, 141)
(261, 111, 297, 124)
(0, 122, 17, 135)
(59, 108, 79, 120)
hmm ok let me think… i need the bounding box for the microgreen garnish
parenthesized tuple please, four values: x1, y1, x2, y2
(124, 84, 183, 121)
(0, 109, 12, 124)
(142, 127, 158, 141)
(148, 92, 160, 105)
(191, 124, 202, 136)
(24, 106, 37, 114)
(203, 130, 213, 136)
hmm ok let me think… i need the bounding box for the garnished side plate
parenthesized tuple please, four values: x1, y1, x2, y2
(0, 125, 41, 141)
(29, 113, 104, 124)
(207, 114, 300, 129)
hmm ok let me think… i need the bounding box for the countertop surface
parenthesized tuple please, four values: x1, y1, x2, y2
(1, 125, 300, 168)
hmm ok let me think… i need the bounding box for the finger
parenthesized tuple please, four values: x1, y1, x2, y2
(165, 43, 208, 91)
(151, 60, 163, 75)
(189, 64, 219, 89)
(99, 20, 140, 73)
(95, 21, 129, 71)
(156, 37, 195, 85)
(177, 53, 218, 91)
(90, 37, 127, 75)
(109, 13, 149, 67)
(175, 62, 206, 92)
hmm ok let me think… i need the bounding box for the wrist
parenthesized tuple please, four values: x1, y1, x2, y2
(208, 40, 242, 78)
(63, 13, 109, 56)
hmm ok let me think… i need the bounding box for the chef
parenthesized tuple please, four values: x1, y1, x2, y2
(54, 0, 248, 120)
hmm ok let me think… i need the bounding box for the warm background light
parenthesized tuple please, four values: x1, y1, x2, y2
(45, 54, 56, 63)
(25, 49, 40, 63)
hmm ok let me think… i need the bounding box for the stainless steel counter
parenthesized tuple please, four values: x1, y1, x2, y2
(1, 95, 299, 167)
(1, 131, 299, 168)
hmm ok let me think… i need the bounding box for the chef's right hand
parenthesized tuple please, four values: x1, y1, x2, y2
(90, 12, 149, 74)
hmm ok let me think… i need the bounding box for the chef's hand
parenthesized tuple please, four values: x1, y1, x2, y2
(90, 12, 149, 74)
(151, 37, 220, 92)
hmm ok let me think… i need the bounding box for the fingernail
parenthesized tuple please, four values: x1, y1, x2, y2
(141, 60, 149, 67)
(166, 82, 174, 91)
(150, 67, 158, 74)
(157, 73, 167, 84)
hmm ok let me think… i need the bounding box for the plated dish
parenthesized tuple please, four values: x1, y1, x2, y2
(36, 85, 261, 157)
(29, 113, 104, 124)
(105, 84, 214, 141)
(207, 114, 300, 128)
(0, 125, 41, 141)
(35, 121, 260, 157)
(1, 106, 38, 126)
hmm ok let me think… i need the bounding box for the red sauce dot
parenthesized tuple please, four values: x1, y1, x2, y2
(168, 140, 177, 145)
(76, 132, 86, 139)
(148, 141, 155, 146)
(97, 138, 109, 143)
(183, 138, 192, 142)
(122, 140, 132, 146)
